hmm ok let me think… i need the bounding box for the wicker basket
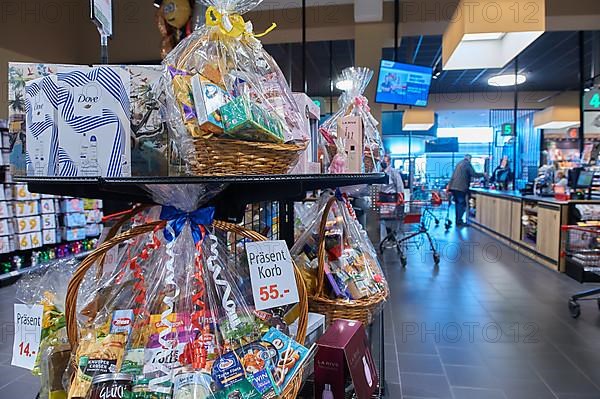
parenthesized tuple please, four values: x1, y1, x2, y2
(189, 138, 307, 175)
(309, 196, 388, 326)
(65, 219, 308, 399)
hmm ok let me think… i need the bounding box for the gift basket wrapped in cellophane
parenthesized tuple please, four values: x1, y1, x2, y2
(61, 186, 309, 399)
(319, 67, 382, 174)
(163, 0, 307, 176)
(291, 190, 388, 326)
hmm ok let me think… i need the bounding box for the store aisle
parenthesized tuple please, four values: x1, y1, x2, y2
(1, 224, 600, 398)
(381, 225, 600, 399)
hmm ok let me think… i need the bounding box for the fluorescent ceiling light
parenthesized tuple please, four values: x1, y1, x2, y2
(488, 74, 527, 87)
(462, 33, 506, 41)
(534, 106, 580, 130)
(442, 0, 545, 70)
(335, 79, 353, 91)
(402, 109, 435, 131)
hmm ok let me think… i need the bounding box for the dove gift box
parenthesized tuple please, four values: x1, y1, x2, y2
(56, 65, 132, 177)
(25, 75, 59, 176)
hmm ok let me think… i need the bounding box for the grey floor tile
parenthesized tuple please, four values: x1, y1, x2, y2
(438, 346, 484, 366)
(452, 387, 507, 399)
(400, 373, 453, 399)
(538, 370, 600, 396)
(445, 364, 500, 389)
(398, 353, 445, 375)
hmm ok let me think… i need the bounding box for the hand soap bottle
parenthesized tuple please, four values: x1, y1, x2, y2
(322, 384, 334, 399)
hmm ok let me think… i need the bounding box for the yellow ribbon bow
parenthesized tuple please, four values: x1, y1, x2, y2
(205, 6, 276, 39)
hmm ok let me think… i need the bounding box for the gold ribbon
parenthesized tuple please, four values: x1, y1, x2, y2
(205, 6, 276, 39)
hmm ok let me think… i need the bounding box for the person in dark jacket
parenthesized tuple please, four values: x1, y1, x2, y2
(490, 155, 512, 190)
(447, 154, 485, 226)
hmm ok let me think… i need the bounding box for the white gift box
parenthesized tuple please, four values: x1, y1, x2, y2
(13, 200, 39, 217)
(40, 198, 55, 214)
(0, 219, 13, 236)
(42, 214, 57, 229)
(57, 66, 131, 177)
(42, 229, 59, 245)
(25, 75, 59, 176)
(15, 216, 41, 234)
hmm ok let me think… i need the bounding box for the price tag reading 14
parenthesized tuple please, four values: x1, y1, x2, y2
(11, 304, 43, 370)
(246, 240, 299, 311)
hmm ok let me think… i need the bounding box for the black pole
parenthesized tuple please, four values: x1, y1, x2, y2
(302, 0, 307, 93)
(513, 58, 518, 186)
(394, 0, 399, 62)
(100, 34, 108, 64)
(579, 31, 585, 156)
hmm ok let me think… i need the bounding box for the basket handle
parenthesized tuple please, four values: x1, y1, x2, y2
(315, 195, 338, 298)
(66, 220, 308, 349)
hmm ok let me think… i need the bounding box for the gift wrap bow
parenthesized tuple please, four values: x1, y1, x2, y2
(159, 205, 215, 243)
(353, 95, 371, 113)
(205, 6, 276, 39)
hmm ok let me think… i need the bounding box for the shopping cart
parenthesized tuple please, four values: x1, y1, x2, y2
(561, 225, 600, 318)
(378, 193, 441, 267)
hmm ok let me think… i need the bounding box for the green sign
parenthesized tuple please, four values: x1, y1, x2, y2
(501, 123, 515, 136)
(583, 88, 600, 111)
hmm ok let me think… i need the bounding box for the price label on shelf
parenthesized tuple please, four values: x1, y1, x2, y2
(11, 304, 43, 370)
(246, 240, 299, 311)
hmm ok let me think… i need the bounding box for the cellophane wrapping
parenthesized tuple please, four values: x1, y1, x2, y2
(67, 185, 308, 399)
(319, 67, 382, 173)
(16, 259, 81, 399)
(163, 0, 303, 173)
(291, 191, 388, 305)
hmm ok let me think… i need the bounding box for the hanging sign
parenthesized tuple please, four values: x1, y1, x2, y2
(11, 304, 44, 370)
(90, 0, 113, 37)
(246, 240, 299, 311)
(584, 88, 600, 111)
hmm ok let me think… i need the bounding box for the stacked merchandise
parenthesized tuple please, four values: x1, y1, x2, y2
(0, 183, 100, 276)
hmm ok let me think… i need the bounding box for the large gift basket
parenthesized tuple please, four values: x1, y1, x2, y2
(319, 67, 382, 174)
(292, 191, 388, 326)
(164, 0, 306, 175)
(57, 186, 310, 399)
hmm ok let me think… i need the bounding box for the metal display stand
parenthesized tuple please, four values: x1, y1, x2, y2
(18, 173, 389, 397)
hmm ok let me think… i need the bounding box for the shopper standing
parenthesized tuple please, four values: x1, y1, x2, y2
(380, 154, 404, 202)
(447, 154, 485, 226)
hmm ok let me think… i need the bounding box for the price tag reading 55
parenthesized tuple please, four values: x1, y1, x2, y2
(246, 240, 299, 311)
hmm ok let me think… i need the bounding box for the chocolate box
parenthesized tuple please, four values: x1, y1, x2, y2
(221, 96, 285, 143)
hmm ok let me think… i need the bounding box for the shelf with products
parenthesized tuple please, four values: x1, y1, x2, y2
(0, 248, 94, 283)
(521, 200, 539, 245)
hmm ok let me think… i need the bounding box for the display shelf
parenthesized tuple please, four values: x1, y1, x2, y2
(16, 174, 388, 222)
(0, 249, 93, 282)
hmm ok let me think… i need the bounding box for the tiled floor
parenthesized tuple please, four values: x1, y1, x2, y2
(381, 224, 600, 399)
(1, 223, 600, 398)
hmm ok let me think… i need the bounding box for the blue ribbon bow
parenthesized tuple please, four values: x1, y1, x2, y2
(335, 188, 344, 201)
(159, 206, 215, 244)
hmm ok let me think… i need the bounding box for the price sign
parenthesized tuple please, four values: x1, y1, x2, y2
(11, 304, 43, 370)
(246, 240, 299, 311)
(501, 123, 515, 136)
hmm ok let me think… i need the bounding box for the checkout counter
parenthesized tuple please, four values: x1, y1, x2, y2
(468, 188, 600, 272)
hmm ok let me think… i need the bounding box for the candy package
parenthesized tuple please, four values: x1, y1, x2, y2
(163, 0, 305, 174)
(319, 67, 382, 174)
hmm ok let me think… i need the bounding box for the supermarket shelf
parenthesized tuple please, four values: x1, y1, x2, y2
(0, 249, 93, 282)
(16, 174, 388, 222)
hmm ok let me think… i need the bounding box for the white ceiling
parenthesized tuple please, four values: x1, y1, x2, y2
(436, 110, 491, 128)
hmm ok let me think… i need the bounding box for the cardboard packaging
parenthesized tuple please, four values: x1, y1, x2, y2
(289, 312, 325, 348)
(15, 216, 41, 234)
(57, 65, 131, 177)
(42, 229, 59, 245)
(61, 198, 83, 213)
(290, 93, 321, 174)
(0, 202, 11, 219)
(83, 198, 103, 210)
(42, 214, 57, 230)
(221, 96, 285, 143)
(0, 236, 15, 254)
(16, 233, 32, 250)
(40, 198, 55, 214)
(86, 223, 102, 237)
(337, 116, 364, 173)
(0, 219, 13, 236)
(62, 212, 86, 228)
(315, 319, 378, 399)
(30, 231, 42, 248)
(13, 183, 40, 200)
(25, 75, 58, 176)
(13, 200, 39, 217)
(127, 65, 169, 176)
(191, 74, 231, 135)
(85, 209, 103, 223)
(61, 227, 86, 241)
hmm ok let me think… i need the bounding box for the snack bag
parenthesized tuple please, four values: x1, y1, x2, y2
(163, 0, 303, 173)
(291, 190, 388, 304)
(319, 67, 382, 173)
